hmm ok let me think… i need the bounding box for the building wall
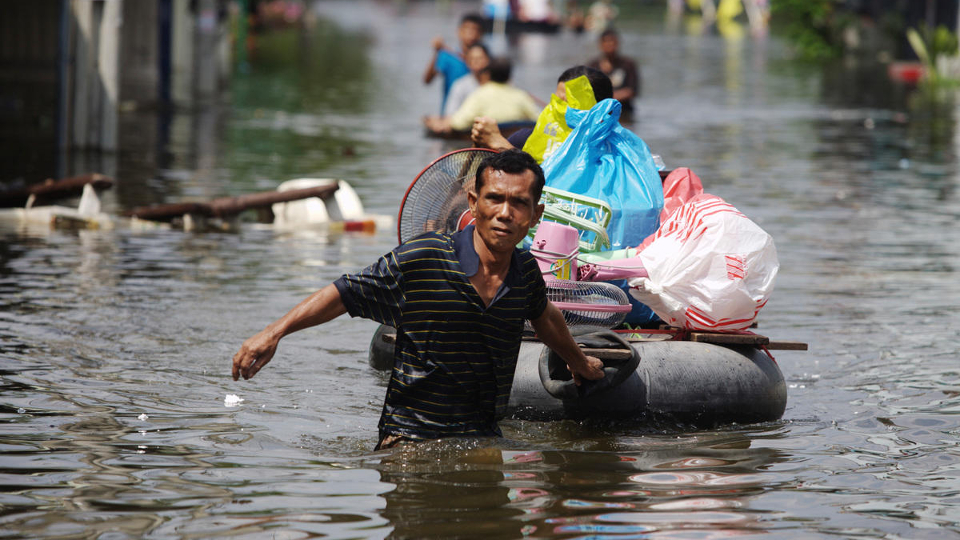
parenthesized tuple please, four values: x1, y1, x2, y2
(0, 0, 62, 182)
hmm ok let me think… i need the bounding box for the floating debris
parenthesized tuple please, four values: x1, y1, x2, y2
(224, 394, 244, 407)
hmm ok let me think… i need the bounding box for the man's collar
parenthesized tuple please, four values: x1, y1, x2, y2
(452, 225, 522, 286)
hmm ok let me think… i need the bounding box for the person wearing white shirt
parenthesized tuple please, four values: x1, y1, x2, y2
(442, 44, 491, 117)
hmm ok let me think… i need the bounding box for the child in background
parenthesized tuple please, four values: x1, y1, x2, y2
(423, 13, 485, 114)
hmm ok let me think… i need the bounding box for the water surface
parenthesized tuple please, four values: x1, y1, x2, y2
(2, 1, 960, 537)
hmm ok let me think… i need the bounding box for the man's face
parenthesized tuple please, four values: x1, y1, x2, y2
(600, 35, 618, 56)
(459, 22, 483, 49)
(468, 169, 543, 255)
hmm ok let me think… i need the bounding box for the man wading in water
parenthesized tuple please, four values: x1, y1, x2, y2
(232, 149, 604, 450)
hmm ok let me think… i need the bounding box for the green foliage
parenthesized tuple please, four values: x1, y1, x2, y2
(907, 25, 958, 68)
(907, 25, 959, 86)
(769, 0, 848, 60)
(929, 25, 959, 60)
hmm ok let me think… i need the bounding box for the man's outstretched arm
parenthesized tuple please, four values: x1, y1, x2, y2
(232, 284, 347, 381)
(530, 302, 605, 384)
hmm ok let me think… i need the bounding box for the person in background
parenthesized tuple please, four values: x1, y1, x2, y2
(587, 28, 639, 121)
(423, 13, 485, 114)
(231, 150, 604, 450)
(471, 65, 612, 151)
(585, 0, 618, 32)
(425, 56, 540, 135)
(443, 44, 492, 118)
(565, 0, 587, 32)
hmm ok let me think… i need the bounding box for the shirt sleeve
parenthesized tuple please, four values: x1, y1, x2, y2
(333, 249, 405, 327)
(434, 49, 453, 74)
(507, 127, 533, 149)
(435, 50, 469, 84)
(523, 254, 548, 321)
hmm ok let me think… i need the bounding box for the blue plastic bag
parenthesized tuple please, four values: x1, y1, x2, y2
(541, 98, 664, 250)
(541, 99, 665, 325)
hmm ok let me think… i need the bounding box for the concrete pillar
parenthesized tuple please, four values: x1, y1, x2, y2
(70, 0, 121, 151)
(57, 0, 72, 163)
(120, 0, 158, 106)
(171, 0, 194, 105)
(217, 4, 233, 85)
(98, 0, 120, 150)
(71, 0, 95, 149)
(195, 0, 219, 100)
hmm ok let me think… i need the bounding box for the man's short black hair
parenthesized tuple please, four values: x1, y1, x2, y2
(599, 28, 619, 41)
(475, 149, 546, 202)
(557, 65, 613, 102)
(487, 56, 512, 84)
(461, 13, 485, 27)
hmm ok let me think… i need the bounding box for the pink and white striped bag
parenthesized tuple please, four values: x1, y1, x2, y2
(628, 193, 778, 331)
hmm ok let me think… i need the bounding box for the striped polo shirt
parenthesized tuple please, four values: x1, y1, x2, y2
(333, 225, 548, 441)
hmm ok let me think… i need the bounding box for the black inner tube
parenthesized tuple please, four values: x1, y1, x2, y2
(538, 331, 641, 400)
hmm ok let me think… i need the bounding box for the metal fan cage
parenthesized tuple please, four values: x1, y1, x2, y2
(397, 149, 496, 244)
(527, 279, 632, 332)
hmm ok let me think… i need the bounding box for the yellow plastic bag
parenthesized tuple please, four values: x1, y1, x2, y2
(717, 0, 743, 22)
(522, 75, 597, 163)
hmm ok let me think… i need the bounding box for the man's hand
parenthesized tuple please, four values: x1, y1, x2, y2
(229, 284, 348, 382)
(431, 36, 445, 51)
(471, 116, 513, 151)
(232, 329, 279, 381)
(569, 355, 605, 386)
(423, 115, 451, 134)
(531, 303, 608, 387)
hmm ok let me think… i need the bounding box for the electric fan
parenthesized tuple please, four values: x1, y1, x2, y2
(397, 148, 496, 244)
(547, 279, 632, 331)
(526, 279, 632, 334)
(400, 150, 631, 333)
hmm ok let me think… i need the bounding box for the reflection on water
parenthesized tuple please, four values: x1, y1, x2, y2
(2, 0, 960, 537)
(374, 428, 789, 539)
(226, 17, 376, 185)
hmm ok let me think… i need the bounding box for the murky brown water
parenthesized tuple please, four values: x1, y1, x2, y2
(2, 1, 960, 537)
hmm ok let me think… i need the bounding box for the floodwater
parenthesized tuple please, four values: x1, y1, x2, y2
(2, 1, 960, 537)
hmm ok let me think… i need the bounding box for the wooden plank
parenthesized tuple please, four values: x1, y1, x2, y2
(123, 184, 339, 222)
(125, 202, 214, 221)
(689, 332, 770, 346)
(766, 341, 809, 351)
(206, 184, 338, 217)
(396, 332, 805, 353)
(0, 173, 114, 207)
